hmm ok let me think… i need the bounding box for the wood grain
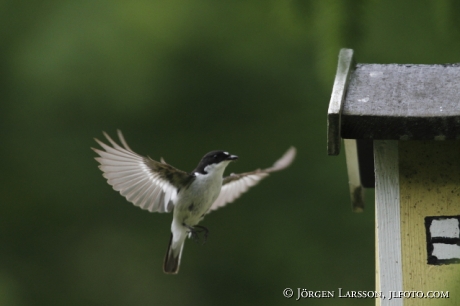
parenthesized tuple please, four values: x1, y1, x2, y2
(374, 140, 403, 306)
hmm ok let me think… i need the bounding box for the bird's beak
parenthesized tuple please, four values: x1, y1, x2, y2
(227, 155, 238, 161)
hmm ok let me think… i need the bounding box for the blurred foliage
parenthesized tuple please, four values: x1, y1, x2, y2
(1, 0, 460, 305)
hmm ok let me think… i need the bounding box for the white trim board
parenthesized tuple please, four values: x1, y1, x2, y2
(374, 140, 403, 306)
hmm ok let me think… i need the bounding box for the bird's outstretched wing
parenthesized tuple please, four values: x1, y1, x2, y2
(92, 130, 190, 213)
(209, 146, 296, 212)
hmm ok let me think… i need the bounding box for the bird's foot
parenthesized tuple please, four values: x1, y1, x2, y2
(185, 225, 209, 245)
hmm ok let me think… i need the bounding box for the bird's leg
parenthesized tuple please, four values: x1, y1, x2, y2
(194, 225, 209, 243)
(185, 224, 209, 245)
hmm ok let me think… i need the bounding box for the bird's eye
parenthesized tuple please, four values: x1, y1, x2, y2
(213, 154, 217, 158)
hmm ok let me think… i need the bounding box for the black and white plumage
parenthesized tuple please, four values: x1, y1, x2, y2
(92, 130, 296, 274)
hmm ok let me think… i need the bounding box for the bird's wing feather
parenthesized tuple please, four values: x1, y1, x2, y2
(208, 146, 296, 212)
(92, 130, 190, 213)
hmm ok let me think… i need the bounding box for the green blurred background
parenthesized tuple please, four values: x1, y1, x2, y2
(2, 0, 460, 305)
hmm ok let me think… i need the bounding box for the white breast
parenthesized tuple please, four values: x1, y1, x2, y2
(174, 161, 230, 225)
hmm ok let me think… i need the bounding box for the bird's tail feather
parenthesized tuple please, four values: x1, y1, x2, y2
(163, 234, 184, 274)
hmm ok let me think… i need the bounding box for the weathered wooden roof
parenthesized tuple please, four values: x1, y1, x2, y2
(328, 49, 460, 156)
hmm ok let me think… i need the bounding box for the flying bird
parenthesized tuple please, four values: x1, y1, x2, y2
(92, 130, 296, 274)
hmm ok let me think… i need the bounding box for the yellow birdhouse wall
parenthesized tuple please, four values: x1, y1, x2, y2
(375, 140, 460, 306)
(399, 141, 460, 305)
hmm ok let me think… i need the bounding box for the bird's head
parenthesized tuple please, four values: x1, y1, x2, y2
(194, 150, 238, 175)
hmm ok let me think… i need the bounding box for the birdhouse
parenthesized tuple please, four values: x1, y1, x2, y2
(328, 49, 460, 305)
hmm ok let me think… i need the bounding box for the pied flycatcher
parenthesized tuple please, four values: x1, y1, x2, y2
(92, 130, 296, 274)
